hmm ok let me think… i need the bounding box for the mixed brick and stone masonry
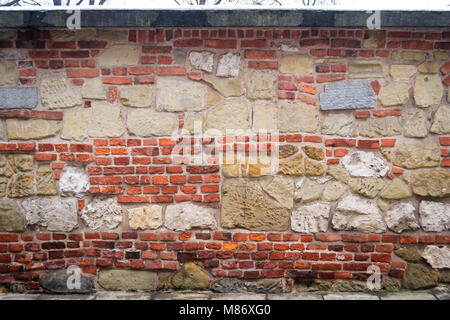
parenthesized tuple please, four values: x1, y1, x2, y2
(0, 27, 449, 293)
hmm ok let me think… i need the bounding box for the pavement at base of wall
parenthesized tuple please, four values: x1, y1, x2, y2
(0, 288, 448, 300)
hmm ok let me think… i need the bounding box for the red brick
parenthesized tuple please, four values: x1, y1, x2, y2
(245, 50, 276, 59)
(66, 69, 99, 78)
(103, 77, 132, 85)
(205, 39, 237, 49)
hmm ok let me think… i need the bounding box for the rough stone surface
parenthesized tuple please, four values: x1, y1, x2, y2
(171, 262, 211, 290)
(165, 202, 217, 231)
(40, 270, 94, 294)
(277, 154, 303, 176)
(127, 109, 178, 137)
(378, 82, 410, 106)
(392, 141, 440, 169)
(295, 179, 323, 203)
(0, 60, 18, 86)
(278, 102, 318, 133)
(305, 159, 325, 176)
(320, 81, 376, 110)
(81, 78, 107, 100)
(419, 201, 450, 232)
(183, 112, 204, 134)
(156, 78, 208, 112)
(279, 54, 313, 74)
(391, 51, 427, 62)
(247, 279, 283, 294)
(59, 165, 89, 198)
(380, 178, 412, 200)
(349, 178, 385, 198)
(418, 61, 440, 74)
(98, 270, 158, 291)
(389, 65, 416, 80)
(252, 102, 277, 132)
(422, 246, 450, 269)
(411, 171, 450, 198)
(22, 197, 78, 232)
(0, 198, 23, 232)
(302, 146, 324, 160)
(342, 151, 389, 178)
(291, 203, 331, 233)
(8, 173, 34, 198)
(204, 77, 243, 97)
(189, 51, 214, 72)
(395, 247, 422, 263)
(40, 76, 82, 110)
(216, 52, 240, 77)
(206, 98, 250, 135)
(260, 176, 294, 209)
(279, 145, 298, 159)
(120, 86, 153, 108)
(88, 102, 125, 138)
(327, 165, 349, 184)
(9, 154, 34, 172)
(413, 74, 444, 108)
(332, 194, 386, 233)
(36, 165, 58, 196)
(402, 264, 439, 290)
(430, 105, 450, 134)
(348, 60, 388, 79)
(98, 45, 139, 67)
(383, 202, 419, 233)
(243, 69, 276, 100)
(0, 87, 38, 109)
(403, 109, 429, 138)
(221, 179, 290, 231)
(322, 182, 347, 202)
(6, 119, 59, 140)
(358, 117, 402, 138)
(363, 30, 386, 48)
(61, 109, 90, 142)
(211, 278, 245, 293)
(96, 29, 128, 41)
(81, 198, 123, 230)
(128, 205, 163, 230)
(321, 113, 355, 136)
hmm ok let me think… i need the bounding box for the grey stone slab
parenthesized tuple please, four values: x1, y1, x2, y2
(268, 293, 323, 300)
(0, 294, 39, 300)
(95, 292, 151, 300)
(323, 293, 380, 300)
(320, 80, 376, 110)
(380, 292, 437, 300)
(38, 294, 96, 300)
(211, 293, 267, 300)
(153, 291, 211, 300)
(434, 292, 450, 300)
(0, 87, 38, 109)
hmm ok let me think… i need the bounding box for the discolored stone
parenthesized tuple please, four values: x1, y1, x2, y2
(0, 177, 7, 197)
(413, 74, 443, 108)
(403, 109, 428, 138)
(40, 269, 94, 294)
(127, 109, 178, 137)
(0, 60, 18, 86)
(389, 65, 416, 80)
(8, 174, 34, 198)
(81, 198, 123, 230)
(206, 90, 222, 107)
(278, 145, 298, 159)
(332, 194, 386, 233)
(0, 198, 23, 232)
(40, 76, 82, 110)
(156, 78, 208, 112)
(128, 205, 163, 230)
(88, 102, 125, 138)
(419, 200, 450, 232)
(320, 81, 376, 110)
(291, 202, 331, 234)
(216, 52, 240, 77)
(305, 159, 325, 176)
(302, 146, 324, 161)
(327, 165, 349, 184)
(243, 69, 276, 100)
(22, 197, 78, 232)
(98, 270, 158, 291)
(392, 141, 440, 169)
(418, 61, 440, 74)
(81, 78, 107, 100)
(36, 165, 58, 196)
(295, 179, 323, 203)
(342, 151, 389, 178)
(183, 112, 204, 134)
(98, 45, 139, 67)
(206, 98, 250, 135)
(378, 82, 410, 107)
(8, 154, 34, 172)
(120, 86, 153, 108)
(430, 105, 450, 134)
(412, 171, 450, 198)
(252, 102, 277, 132)
(383, 202, 419, 233)
(171, 262, 211, 290)
(6, 119, 59, 140)
(204, 77, 243, 97)
(61, 109, 90, 141)
(349, 178, 385, 198)
(363, 30, 386, 48)
(260, 176, 294, 209)
(165, 203, 217, 231)
(348, 60, 388, 79)
(0, 155, 13, 177)
(50, 29, 76, 41)
(422, 246, 450, 269)
(277, 154, 303, 176)
(358, 117, 402, 138)
(278, 102, 318, 133)
(380, 178, 411, 200)
(59, 165, 89, 198)
(322, 181, 347, 202)
(221, 179, 290, 231)
(391, 51, 427, 62)
(189, 51, 214, 73)
(96, 29, 128, 41)
(279, 54, 313, 74)
(402, 264, 439, 290)
(321, 113, 356, 137)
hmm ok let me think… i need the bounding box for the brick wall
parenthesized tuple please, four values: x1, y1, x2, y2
(0, 27, 449, 293)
